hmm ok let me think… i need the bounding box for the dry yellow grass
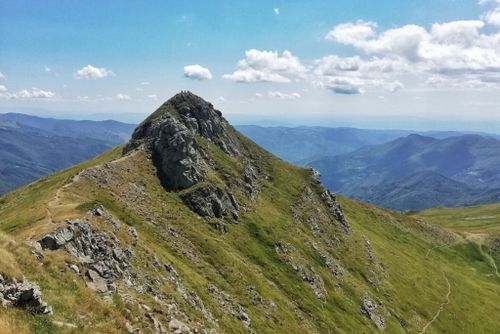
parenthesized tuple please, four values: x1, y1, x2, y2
(0, 313, 29, 334)
(0, 232, 22, 279)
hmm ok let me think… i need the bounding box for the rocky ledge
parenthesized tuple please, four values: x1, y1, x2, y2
(0, 274, 53, 315)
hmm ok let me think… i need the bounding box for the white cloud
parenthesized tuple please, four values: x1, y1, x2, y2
(140, 81, 150, 85)
(0, 72, 5, 80)
(223, 49, 307, 83)
(479, 0, 500, 5)
(183, 64, 213, 81)
(74, 65, 114, 79)
(255, 92, 263, 98)
(215, 96, 226, 102)
(325, 15, 500, 89)
(268, 91, 302, 100)
(313, 55, 405, 94)
(483, 8, 500, 26)
(274, 8, 280, 15)
(325, 21, 377, 47)
(115, 93, 131, 101)
(44, 65, 51, 73)
(147, 94, 158, 100)
(0, 87, 56, 100)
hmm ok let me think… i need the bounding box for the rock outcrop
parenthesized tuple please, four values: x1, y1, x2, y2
(0, 274, 53, 315)
(361, 294, 386, 330)
(125, 91, 242, 192)
(123, 91, 253, 224)
(37, 219, 134, 294)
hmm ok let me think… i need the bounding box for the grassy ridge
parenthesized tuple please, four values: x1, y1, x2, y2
(0, 141, 499, 333)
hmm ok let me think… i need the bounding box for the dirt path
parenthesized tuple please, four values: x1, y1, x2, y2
(45, 174, 81, 224)
(419, 273, 451, 334)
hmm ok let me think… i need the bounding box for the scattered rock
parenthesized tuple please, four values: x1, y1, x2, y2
(128, 226, 139, 244)
(126, 321, 141, 334)
(85, 269, 108, 293)
(361, 294, 386, 330)
(168, 318, 190, 333)
(180, 186, 238, 222)
(52, 320, 78, 329)
(0, 274, 53, 315)
(320, 190, 350, 233)
(208, 284, 252, 328)
(68, 263, 80, 274)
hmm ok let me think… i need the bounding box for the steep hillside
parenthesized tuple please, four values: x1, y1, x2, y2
(0, 92, 499, 333)
(0, 114, 135, 195)
(310, 134, 500, 210)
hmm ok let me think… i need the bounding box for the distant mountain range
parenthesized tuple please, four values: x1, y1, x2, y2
(309, 134, 500, 210)
(237, 125, 500, 165)
(238, 126, 500, 211)
(3, 116, 500, 211)
(0, 113, 135, 194)
(236, 125, 412, 165)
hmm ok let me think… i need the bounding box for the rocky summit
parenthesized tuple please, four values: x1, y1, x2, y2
(0, 92, 499, 333)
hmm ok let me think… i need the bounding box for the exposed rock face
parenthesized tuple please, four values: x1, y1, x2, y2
(123, 91, 249, 224)
(0, 274, 53, 315)
(123, 91, 349, 237)
(153, 116, 206, 190)
(125, 91, 242, 192)
(180, 186, 239, 220)
(321, 189, 350, 233)
(37, 219, 134, 294)
(361, 294, 386, 330)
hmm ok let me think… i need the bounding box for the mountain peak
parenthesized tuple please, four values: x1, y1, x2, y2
(125, 92, 241, 192)
(121, 92, 348, 232)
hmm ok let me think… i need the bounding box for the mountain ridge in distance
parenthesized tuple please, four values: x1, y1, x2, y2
(310, 133, 500, 210)
(0, 113, 135, 195)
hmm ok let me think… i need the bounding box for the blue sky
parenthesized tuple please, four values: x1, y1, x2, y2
(1, 0, 499, 131)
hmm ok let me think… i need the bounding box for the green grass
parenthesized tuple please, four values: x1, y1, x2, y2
(414, 203, 500, 236)
(1, 138, 500, 333)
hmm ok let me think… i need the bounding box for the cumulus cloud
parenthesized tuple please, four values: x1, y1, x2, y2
(183, 64, 213, 81)
(0, 87, 56, 100)
(74, 65, 114, 79)
(324, 14, 500, 89)
(313, 55, 405, 94)
(274, 8, 280, 15)
(268, 91, 302, 100)
(325, 21, 377, 47)
(483, 8, 500, 26)
(223, 49, 307, 83)
(0, 85, 6, 92)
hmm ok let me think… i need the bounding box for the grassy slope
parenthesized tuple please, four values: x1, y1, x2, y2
(0, 141, 499, 333)
(415, 204, 500, 290)
(415, 204, 500, 236)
